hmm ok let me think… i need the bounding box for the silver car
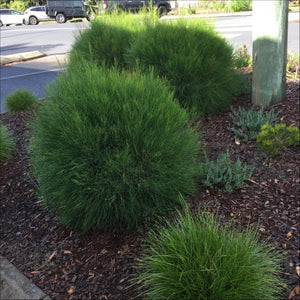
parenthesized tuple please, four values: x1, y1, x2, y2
(24, 6, 52, 25)
(0, 9, 25, 27)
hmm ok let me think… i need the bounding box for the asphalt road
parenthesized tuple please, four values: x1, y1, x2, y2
(0, 55, 67, 112)
(0, 13, 299, 112)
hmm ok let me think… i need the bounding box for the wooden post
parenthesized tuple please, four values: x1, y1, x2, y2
(252, 0, 289, 107)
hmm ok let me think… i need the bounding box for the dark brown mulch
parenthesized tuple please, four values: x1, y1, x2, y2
(0, 80, 299, 300)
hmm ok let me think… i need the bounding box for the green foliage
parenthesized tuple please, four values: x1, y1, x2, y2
(199, 150, 253, 192)
(9, 0, 27, 12)
(211, 0, 252, 12)
(228, 0, 252, 12)
(30, 59, 200, 232)
(70, 12, 155, 68)
(126, 19, 244, 115)
(134, 208, 284, 300)
(229, 106, 279, 142)
(286, 51, 299, 77)
(5, 89, 37, 113)
(0, 122, 15, 162)
(257, 122, 300, 157)
(233, 45, 252, 68)
(188, 5, 196, 14)
(0, 3, 9, 8)
(6, 0, 44, 10)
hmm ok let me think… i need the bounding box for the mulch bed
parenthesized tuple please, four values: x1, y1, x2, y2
(0, 80, 299, 300)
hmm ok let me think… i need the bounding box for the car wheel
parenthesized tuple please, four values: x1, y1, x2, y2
(29, 16, 39, 25)
(0, 21, 3, 27)
(56, 13, 66, 23)
(158, 5, 168, 17)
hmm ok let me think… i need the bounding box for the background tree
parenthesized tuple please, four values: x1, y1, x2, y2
(0, 0, 46, 9)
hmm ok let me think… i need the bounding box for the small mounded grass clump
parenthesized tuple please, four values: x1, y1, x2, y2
(135, 208, 284, 300)
(0, 122, 15, 162)
(5, 89, 37, 113)
(30, 59, 200, 232)
(126, 18, 245, 115)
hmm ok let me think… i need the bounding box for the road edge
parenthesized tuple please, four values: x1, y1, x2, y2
(0, 51, 45, 66)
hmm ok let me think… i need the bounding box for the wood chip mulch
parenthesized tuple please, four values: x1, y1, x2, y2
(0, 80, 299, 300)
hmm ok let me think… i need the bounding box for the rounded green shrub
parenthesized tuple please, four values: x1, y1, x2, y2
(126, 19, 244, 115)
(30, 59, 200, 232)
(5, 89, 37, 113)
(135, 209, 284, 300)
(0, 122, 15, 162)
(70, 13, 151, 68)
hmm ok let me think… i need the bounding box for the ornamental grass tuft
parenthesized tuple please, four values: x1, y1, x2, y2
(134, 208, 284, 300)
(30, 59, 200, 232)
(0, 122, 15, 162)
(5, 89, 37, 113)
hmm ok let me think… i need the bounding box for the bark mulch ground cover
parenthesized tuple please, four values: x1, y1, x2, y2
(0, 80, 299, 300)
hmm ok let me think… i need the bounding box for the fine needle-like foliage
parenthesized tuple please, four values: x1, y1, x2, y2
(126, 18, 245, 115)
(134, 207, 284, 300)
(5, 89, 37, 113)
(0, 122, 15, 162)
(30, 58, 200, 232)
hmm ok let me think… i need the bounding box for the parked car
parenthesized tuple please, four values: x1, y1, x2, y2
(0, 9, 25, 27)
(45, 0, 92, 23)
(99, 0, 173, 16)
(24, 6, 52, 25)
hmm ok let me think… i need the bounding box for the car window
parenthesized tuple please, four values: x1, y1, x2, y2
(0, 10, 10, 15)
(32, 8, 39, 11)
(74, 1, 83, 7)
(10, 10, 22, 15)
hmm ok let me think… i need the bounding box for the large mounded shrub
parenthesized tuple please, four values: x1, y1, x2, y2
(126, 19, 244, 115)
(30, 60, 200, 232)
(135, 208, 284, 300)
(70, 13, 152, 68)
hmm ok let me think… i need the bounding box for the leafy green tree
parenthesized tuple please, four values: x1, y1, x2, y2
(0, 0, 46, 9)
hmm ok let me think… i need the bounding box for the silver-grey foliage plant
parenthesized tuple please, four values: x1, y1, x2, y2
(229, 106, 279, 142)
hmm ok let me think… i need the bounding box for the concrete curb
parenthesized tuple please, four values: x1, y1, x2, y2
(163, 10, 299, 21)
(0, 51, 45, 66)
(0, 256, 51, 300)
(163, 10, 253, 20)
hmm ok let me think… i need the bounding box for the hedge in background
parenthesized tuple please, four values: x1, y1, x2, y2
(126, 19, 244, 115)
(30, 59, 200, 232)
(135, 208, 284, 300)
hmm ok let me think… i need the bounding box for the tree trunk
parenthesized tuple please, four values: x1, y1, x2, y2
(252, 0, 289, 107)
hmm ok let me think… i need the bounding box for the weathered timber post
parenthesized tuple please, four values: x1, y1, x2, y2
(252, 0, 289, 106)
